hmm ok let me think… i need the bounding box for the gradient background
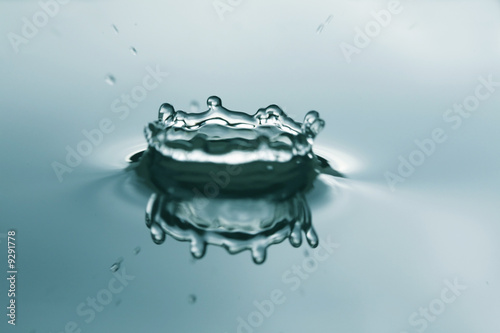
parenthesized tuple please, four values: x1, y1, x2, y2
(1, 0, 500, 332)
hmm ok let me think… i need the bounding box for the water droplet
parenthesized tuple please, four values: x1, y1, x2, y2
(251, 246, 266, 264)
(133, 246, 141, 255)
(110, 257, 123, 272)
(302, 111, 324, 139)
(207, 96, 221, 108)
(266, 165, 274, 171)
(158, 103, 175, 122)
(105, 74, 116, 86)
(190, 237, 206, 259)
(290, 222, 303, 247)
(189, 100, 200, 113)
(112, 24, 119, 34)
(151, 223, 165, 244)
(304, 249, 310, 257)
(306, 228, 319, 248)
(316, 24, 324, 34)
(130, 46, 137, 55)
(188, 294, 197, 304)
(317, 15, 333, 34)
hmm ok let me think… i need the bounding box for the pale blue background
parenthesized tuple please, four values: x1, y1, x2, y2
(1, 0, 499, 332)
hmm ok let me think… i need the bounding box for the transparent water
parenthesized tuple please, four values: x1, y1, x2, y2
(1, 1, 500, 332)
(139, 96, 325, 264)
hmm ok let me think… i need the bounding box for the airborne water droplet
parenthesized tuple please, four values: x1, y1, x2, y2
(105, 74, 116, 86)
(130, 47, 137, 55)
(110, 257, 123, 272)
(316, 15, 333, 34)
(133, 246, 141, 255)
(112, 24, 119, 34)
(188, 294, 197, 304)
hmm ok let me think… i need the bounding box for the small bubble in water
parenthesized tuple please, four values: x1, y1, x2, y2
(190, 100, 200, 113)
(133, 246, 141, 255)
(188, 294, 197, 304)
(304, 249, 310, 257)
(110, 257, 123, 272)
(112, 24, 119, 34)
(130, 47, 137, 55)
(115, 299, 122, 306)
(105, 74, 116, 86)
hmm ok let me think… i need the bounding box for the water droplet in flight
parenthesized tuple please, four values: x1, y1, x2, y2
(130, 47, 137, 55)
(316, 15, 333, 34)
(110, 257, 123, 272)
(112, 24, 119, 34)
(188, 294, 197, 304)
(133, 246, 141, 255)
(105, 74, 116, 86)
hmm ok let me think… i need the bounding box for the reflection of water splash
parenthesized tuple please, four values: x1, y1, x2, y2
(145, 191, 318, 264)
(132, 96, 338, 264)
